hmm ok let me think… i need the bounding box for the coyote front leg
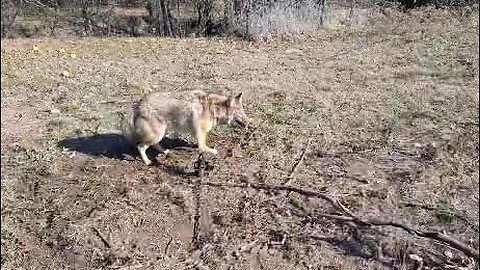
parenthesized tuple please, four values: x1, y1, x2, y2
(196, 127, 217, 155)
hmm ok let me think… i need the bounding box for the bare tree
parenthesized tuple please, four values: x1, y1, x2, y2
(1, 0, 20, 38)
(150, 0, 175, 36)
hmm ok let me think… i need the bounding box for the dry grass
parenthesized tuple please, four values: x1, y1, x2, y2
(246, 0, 325, 41)
(1, 7, 479, 270)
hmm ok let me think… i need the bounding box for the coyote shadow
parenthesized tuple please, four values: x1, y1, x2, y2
(57, 133, 194, 160)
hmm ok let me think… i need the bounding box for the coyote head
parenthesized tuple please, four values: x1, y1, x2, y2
(209, 92, 253, 129)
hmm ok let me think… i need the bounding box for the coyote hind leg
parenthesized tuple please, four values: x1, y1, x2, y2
(137, 143, 152, 165)
(152, 143, 170, 155)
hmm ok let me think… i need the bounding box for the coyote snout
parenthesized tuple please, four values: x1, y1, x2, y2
(121, 90, 252, 165)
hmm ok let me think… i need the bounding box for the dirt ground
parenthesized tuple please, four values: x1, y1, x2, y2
(1, 8, 479, 270)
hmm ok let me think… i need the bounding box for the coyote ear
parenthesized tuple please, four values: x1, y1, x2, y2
(235, 92, 243, 103)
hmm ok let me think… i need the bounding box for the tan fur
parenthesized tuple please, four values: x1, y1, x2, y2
(122, 90, 252, 165)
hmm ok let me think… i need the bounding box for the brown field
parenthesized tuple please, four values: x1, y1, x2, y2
(1, 7, 479, 270)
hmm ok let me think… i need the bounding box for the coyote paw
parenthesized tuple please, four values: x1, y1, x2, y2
(201, 147, 218, 155)
(207, 148, 218, 155)
(143, 159, 152, 166)
(157, 149, 170, 156)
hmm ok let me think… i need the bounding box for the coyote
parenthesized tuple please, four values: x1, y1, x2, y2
(121, 90, 252, 165)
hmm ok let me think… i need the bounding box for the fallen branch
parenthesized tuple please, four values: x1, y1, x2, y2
(191, 154, 207, 250)
(318, 213, 479, 260)
(400, 201, 479, 232)
(201, 180, 479, 260)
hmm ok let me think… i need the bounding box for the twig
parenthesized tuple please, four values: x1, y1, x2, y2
(164, 236, 173, 256)
(92, 227, 111, 249)
(86, 206, 98, 217)
(284, 138, 312, 186)
(17, 112, 26, 122)
(201, 180, 480, 260)
(98, 99, 131, 105)
(171, 80, 190, 92)
(281, 139, 311, 210)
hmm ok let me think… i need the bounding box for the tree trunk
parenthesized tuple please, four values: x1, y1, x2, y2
(159, 0, 172, 36)
(150, 0, 175, 36)
(319, 0, 326, 26)
(196, 0, 202, 34)
(245, 0, 250, 37)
